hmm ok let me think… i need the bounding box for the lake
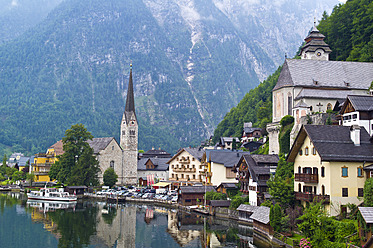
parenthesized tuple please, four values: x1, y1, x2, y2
(0, 192, 269, 248)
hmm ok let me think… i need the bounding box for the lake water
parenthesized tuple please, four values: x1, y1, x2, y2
(0, 192, 269, 248)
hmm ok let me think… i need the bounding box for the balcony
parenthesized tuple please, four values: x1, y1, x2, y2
(295, 192, 330, 203)
(295, 173, 319, 183)
(173, 168, 196, 173)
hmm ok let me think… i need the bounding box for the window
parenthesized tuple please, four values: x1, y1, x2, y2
(312, 147, 316, 155)
(305, 147, 309, 156)
(342, 188, 348, 197)
(342, 167, 348, 177)
(122, 131, 125, 135)
(299, 149, 303, 156)
(110, 161, 114, 169)
(321, 167, 325, 177)
(298, 167, 301, 174)
(357, 167, 363, 177)
(353, 114, 357, 120)
(298, 183, 301, 192)
(193, 175, 195, 179)
(322, 185, 325, 195)
(112, 146, 114, 150)
(327, 103, 332, 111)
(358, 188, 364, 197)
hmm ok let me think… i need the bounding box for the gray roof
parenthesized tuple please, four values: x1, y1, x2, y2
(206, 149, 250, 168)
(87, 137, 117, 154)
(124, 66, 136, 122)
(237, 204, 260, 213)
(359, 207, 373, 224)
(346, 95, 373, 112)
(288, 125, 373, 162)
(250, 206, 270, 224)
(142, 148, 171, 158)
(218, 183, 238, 189)
(241, 154, 279, 182)
(294, 89, 355, 101)
(210, 200, 231, 207)
(137, 157, 169, 171)
(183, 147, 204, 161)
(243, 127, 262, 134)
(180, 186, 216, 194)
(18, 157, 30, 167)
(273, 59, 373, 91)
(294, 100, 309, 108)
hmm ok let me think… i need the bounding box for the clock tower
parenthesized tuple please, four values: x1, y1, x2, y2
(120, 64, 138, 185)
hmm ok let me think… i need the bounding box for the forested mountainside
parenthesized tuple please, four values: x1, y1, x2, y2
(0, 0, 338, 155)
(212, 0, 373, 143)
(318, 0, 373, 62)
(0, 0, 63, 44)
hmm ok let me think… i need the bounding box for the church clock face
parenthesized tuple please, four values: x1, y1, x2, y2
(316, 51, 322, 57)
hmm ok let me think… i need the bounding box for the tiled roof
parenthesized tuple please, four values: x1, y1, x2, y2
(294, 89, 355, 101)
(359, 207, 373, 224)
(206, 149, 250, 168)
(142, 148, 171, 158)
(87, 137, 116, 154)
(251, 154, 279, 164)
(288, 125, 373, 162)
(50, 140, 64, 155)
(250, 206, 270, 224)
(180, 186, 216, 194)
(210, 200, 231, 207)
(242, 154, 279, 182)
(218, 183, 238, 189)
(237, 204, 260, 212)
(273, 59, 373, 91)
(294, 100, 309, 108)
(347, 95, 373, 112)
(137, 157, 169, 171)
(184, 147, 204, 161)
(18, 157, 30, 167)
(243, 127, 262, 134)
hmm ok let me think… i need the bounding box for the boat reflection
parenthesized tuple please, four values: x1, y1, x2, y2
(27, 200, 76, 213)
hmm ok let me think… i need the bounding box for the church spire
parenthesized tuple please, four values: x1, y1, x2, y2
(125, 63, 135, 114)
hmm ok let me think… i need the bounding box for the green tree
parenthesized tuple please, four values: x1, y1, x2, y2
(26, 173, 35, 187)
(270, 203, 282, 232)
(103, 168, 118, 187)
(2, 154, 6, 167)
(297, 201, 327, 243)
(364, 177, 373, 206)
(49, 123, 99, 186)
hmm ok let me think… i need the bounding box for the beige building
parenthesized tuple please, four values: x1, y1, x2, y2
(202, 149, 250, 186)
(268, 25, 373, 154)
(168, 147, 204, 187)
(287, 125, 372, 216)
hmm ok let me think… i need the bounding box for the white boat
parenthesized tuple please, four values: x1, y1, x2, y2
(27, 187, 77, 202)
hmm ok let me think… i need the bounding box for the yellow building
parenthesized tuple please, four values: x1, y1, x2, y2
(288, 125, 371, 216)
(31, 140, 63, 182)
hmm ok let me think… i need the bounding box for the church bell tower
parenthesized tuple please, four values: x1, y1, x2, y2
(120, 64, 138, 185)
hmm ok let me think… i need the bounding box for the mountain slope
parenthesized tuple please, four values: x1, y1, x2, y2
(0, 0, 338, 154)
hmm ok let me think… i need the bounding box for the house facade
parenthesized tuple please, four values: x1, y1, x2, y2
(137, 157, 169, 184)
(202, 149, 250, 186)
(241, 122, 262, 143)
(288, 125, 373, 216)
(234, 154, 279, 206)
(168, 147, 204, 187)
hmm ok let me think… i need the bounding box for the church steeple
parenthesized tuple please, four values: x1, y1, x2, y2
(299, 22, 332, 61)
(125, 64, 136, 114)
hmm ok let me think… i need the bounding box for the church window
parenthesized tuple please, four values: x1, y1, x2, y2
(130, 130, 135, 135)
(327, 103, 332, 111)
(288, 94, 292, 115)
(110, 161, 114, 169)
(122, 131, 125, 135)
(112, 146, 114, 151)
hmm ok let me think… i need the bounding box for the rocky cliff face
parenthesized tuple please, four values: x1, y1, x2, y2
(0, 0, 338, 153)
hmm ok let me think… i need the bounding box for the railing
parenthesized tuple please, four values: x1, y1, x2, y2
(295, 192, 330, 203)
(295, 173, 318, 183)
(173, 168, 196, 173)
(31, 163, 54, 167)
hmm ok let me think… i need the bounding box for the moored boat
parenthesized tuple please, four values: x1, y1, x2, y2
(27, 187, 77, 202)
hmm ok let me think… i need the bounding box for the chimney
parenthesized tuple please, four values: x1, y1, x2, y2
(350, 125, 361, 146)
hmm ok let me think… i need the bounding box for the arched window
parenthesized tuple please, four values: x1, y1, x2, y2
(322, 185, 325, 195)
(305, 147, 309, 156)
(327, 103, 332, 111)
(110, 161, 114, 169)
(288, 93, 292, 115)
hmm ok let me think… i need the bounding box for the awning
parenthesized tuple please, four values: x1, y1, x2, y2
(152, 182, 171, 187)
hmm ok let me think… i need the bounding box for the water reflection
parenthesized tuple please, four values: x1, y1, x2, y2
(0, 193, 262, 248)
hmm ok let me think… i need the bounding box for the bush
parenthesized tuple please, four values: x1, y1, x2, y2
(103, 168, 118, 187)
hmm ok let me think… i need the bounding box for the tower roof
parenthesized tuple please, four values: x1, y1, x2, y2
(299, 25, 331, 56)
(125, 65, 136, 113)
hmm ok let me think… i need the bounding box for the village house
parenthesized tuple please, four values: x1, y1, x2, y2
(216, 182, 238, 196)
(137, 157, 169, 186)
(216, 137, 240, 150)
(237, 204, 260, 222)
(287, 125, 373, 216)
(178, 185, 216, 206)
(340, 95, 373, 135)
(140, 148, 171, 159)
(234, 154, 279, 206)
(250, 206, 272, 239)
(267, 24, 373, 154)
(241, 122, 262, 143)
(358, 207, 373, 248)
(167, 147, 204, 188)
(201, 149, 250, 186)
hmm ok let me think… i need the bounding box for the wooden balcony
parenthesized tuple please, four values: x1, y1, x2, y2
(295, 173, 318, 183)
(173, 168, 196, 173)
(295, 192, 330, 203)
